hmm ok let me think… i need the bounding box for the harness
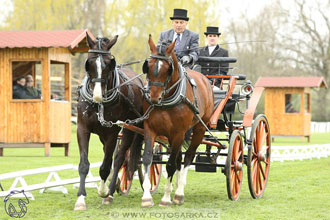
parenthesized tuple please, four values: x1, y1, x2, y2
(77, 38, 143, 127)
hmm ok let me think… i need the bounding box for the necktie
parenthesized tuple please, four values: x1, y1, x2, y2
(175, 33, 181, 52)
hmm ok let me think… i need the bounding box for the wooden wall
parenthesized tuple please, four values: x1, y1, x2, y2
(264, 87, 311, 137)
(0, 48, 49, 143)
(0, 47, 72, 144)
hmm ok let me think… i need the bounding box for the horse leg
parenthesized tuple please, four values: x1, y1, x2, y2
(107, 129, 135, 203)
(74, 126, 91, 211)
(98, 130, 119, 200)
(160, 136, 183, 207)
(174, 123, 206, 205)
(141, 125, 156, 207)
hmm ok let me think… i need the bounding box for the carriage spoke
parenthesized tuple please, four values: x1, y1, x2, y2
(155, 164, 160, 175)
(150, 165, 155, 185)
(237, 151, 242, 160)
(234, 173, 238, 195)
(259, 162, 266, 180)
(256, 164, 260, 193)
(152, 166, 157, 186)
(258, 167, 263, 191)
(235, 139, 240, 160)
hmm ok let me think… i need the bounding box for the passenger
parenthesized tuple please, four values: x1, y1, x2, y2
(25, 74, 41, 98)
(13, 76, 37, 99)
(197, 26, 229, 87)
(158, 8, 199, 67)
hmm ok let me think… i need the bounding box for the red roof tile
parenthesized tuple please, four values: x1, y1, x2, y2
(255, 77, 328, 88)
(0, 29, 95, 50)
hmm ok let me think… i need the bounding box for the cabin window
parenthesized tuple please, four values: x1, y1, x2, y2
(285, 94, 300, 113)
(12, 61, 42, 100)
(50, 61, 69, 101)
(304, 93, 310, 113)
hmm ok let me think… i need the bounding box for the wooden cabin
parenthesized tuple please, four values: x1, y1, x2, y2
(0, 30, 95, 156)
(255, 77, 328, 142)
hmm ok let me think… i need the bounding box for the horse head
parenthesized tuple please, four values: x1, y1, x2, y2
(85, 33, 118, 103)
(143, 35, 178, 104)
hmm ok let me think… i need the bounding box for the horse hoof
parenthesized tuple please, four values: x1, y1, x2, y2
(102, 196, 113, 205)
(173, 195, 184, 205)
(141, 198, 154, 208)
(74, 203, 86, 211)
(159, 200, 171, 207)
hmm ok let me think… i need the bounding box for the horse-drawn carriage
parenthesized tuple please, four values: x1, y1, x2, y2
(74, 34, 270, 210)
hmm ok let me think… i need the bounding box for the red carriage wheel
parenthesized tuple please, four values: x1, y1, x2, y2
(117, 163, 132, 196)
(225, 130, 244, 201)
(138, 144, 162, 194)
(247, 114, 271, 199)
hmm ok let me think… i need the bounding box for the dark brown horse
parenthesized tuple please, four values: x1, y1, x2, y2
(74, 34, 144, 211)
(140, 36, 214, 207)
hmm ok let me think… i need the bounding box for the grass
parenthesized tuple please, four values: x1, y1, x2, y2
(0, 126, 330, 220)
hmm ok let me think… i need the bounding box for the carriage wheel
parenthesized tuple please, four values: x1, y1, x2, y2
(114, 138, 132, 196)
(225, 130, 244, 201)
(138, 144, 162, 194)
(117, 162, 132, 196)
(247, 114, 271, 199)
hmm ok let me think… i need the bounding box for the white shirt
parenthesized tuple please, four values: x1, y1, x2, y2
(173, 33, 182, 42)
(208, 45, 217, 55)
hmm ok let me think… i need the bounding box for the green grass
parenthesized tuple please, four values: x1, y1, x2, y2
(0, 126, 330, 220)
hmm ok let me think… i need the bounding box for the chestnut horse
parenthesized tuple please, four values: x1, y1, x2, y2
(140, 36, 214, 207)
(74, 34, 144, 210)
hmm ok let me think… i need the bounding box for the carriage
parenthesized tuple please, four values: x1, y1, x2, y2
(74, 34, 270, 210)
(113, 58, 270, 201)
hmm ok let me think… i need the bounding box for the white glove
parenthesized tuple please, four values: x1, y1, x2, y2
(181, 56, 191, 65)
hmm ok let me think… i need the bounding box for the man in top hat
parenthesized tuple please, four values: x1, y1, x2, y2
(158, 8, 199, 66)
(197, 26, 229, 87)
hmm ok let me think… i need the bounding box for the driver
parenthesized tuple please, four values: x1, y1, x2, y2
(158, 8, 199, 67)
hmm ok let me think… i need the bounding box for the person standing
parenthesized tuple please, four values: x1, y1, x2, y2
(198, 26, 229, 86)
(158, 8, 199, 66)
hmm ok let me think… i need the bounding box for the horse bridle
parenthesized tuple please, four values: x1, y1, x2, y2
(85, 38, 116, 87)
(143, 53, 174, 96)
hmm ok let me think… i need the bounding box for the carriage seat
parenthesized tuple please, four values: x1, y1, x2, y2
(213, 86, 227, 110)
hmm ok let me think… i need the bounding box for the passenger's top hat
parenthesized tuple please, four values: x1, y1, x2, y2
(204, 26, 221, 36)
(170, 9, 189, 21)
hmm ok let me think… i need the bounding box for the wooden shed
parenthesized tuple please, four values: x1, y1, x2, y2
(0, 29, 95, 156)
(255, 77, 328, 142)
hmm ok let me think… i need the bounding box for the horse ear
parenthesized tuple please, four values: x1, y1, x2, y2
(165, 40, 176, 56)
(106, 35, 118, 51)
(86, 33, 95, 48)
(148, 34, 157, 54)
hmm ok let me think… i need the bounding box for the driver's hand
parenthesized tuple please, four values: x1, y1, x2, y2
(181, 55, 192, 65)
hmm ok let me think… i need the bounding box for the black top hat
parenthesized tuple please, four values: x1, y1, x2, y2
(170, 9, 189, 21)
(204, 26, 221, 36)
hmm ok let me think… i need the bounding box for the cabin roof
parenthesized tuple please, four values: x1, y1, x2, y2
(255, 77, 328, 88)
(0, 29, 95, 53)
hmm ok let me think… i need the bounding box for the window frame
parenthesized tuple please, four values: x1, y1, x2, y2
(10, 58, 44, 103)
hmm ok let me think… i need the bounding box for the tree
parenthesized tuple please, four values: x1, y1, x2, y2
(278, 0, 330, 120)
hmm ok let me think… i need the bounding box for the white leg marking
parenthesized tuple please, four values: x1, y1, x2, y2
(76, 195, 85, 204)
(142, 165, 152, 200)
(106, 168, 114, 183)
(98, 180, 109, 197)
(175, 166, 189, 196)
(161, 177, 173, 203)
(74, 195, 86, 210)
